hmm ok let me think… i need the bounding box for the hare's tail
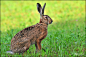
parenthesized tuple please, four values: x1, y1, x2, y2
(6, 51, 14, 54)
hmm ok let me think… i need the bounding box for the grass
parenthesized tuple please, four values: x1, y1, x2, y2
(1, 1, 85, 57)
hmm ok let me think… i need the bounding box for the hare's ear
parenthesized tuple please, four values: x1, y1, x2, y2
(37, 3, 42, 15)
(42, 3, 46, 15)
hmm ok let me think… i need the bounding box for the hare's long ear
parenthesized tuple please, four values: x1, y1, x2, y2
(42, 3, 46, 15)
(37, 3, 42, 16)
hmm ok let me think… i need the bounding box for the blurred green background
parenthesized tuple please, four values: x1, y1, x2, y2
(1, 1, 85, 57)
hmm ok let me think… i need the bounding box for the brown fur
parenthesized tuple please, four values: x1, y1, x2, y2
(10, 3, 53, 54)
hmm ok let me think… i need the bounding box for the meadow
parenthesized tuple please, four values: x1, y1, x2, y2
(1, 1, 85, 57)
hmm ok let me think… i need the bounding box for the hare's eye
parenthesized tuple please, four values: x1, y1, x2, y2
(45, 17, 48, 19)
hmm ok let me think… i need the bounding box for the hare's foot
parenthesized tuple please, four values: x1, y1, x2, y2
(22, 42, 31, 55)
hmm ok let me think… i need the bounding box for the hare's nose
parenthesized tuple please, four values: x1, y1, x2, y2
(51, 19, 53, 23)
(50, 19, 53, 24)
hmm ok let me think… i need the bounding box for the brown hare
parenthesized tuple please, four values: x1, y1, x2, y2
(7, 3, 53, 54)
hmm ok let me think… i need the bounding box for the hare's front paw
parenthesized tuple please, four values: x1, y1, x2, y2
(35, 49, 40, 53)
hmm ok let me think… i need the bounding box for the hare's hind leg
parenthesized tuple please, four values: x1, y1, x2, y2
(22, 43, 31, 57)
(22, 42, 31, 55)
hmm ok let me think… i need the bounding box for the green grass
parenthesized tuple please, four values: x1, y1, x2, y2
(1, 1, 85, 57)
